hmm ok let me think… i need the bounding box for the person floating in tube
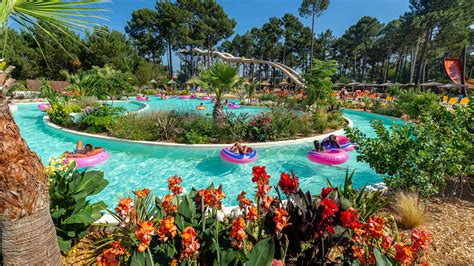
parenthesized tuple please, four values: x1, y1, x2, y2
(230, 141, 253, 155)
(63, 140, 104, 158)
(313, 140, 325, 152)
(321, 135, 341, 150)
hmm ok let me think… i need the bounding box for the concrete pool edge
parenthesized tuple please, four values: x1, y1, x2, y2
(42, 115, 353, 149)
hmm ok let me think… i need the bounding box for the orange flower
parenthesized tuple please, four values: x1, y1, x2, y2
(115, 198, 134, 225)
(364, 217, 385, 239)
(278, 171, 299, 195)
(261, 196, 273, 212)
(135, 221, 156, 252)
(411, 229, 432, 253)
(170, 258, 178, 266)
(394, 242, 413, 265)
(97, 241, 126, 266)
(246, 205, 258, 222)
(252, 166, 272, 198)
(272, 259, 285, 266)
(230, 217, 247, 249)
(156, 216, 178, 242)
(168, 176, 184, 195)
(162, 194, 178, 214)
(273, 207, 288, 233)
(180, 227, 200, 259)
(197, 185, 226, 210)
(237, 191, 252, 210)
(133, 188, 151, 198)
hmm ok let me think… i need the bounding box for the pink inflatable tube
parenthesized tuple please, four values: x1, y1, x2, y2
(202, 96, 211, 100)
(227, 103, 240, 109)
(64, 151, 110, 168)
(307, 149, 349, 165)
(156, 93, 162, 97)
(38, 103, 51, 111)
(136, 96, 149, 101)
(181, 95, 191, 99)
(220, 148, 258, 164)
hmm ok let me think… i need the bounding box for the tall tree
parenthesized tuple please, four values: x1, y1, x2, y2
(125, 8, 165, 64)
(0, 1, 106, 264)
(299, 0, 330, 67)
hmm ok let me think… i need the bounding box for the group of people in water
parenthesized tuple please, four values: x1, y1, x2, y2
(63, 140, 104, 158)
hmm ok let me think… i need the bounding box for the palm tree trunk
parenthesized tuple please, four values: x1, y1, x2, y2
(212, 101, 225, 124)
(168, 39, 173, 78)
(0, 99, 62, 265)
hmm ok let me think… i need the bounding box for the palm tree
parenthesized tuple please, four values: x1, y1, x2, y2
(244, 82, 258, 102)
(0, 1, 105, 264)
(196, 62, 242, 123)
(62, 70, 101, 98)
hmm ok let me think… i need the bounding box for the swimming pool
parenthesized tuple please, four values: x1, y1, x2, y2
(11, 99, 403, 207)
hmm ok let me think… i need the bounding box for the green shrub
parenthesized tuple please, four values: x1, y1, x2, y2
(327, 110, 344, 129)
(269, 108, 300, 140)
(155, 111, 180, 141)
(394, 90, 440, 120)
(107, 112, 159, 141)
(214, 112, 250, 143)
(178, 130, 208, 144)
(248, 112, 275, 141)
(46, 158, 108, 253)
(312, 110, 328, 133)
(258, 93, 276, 102)
(75, 96, 100, 109)
(47, 101, 81, 126)
(346, 102, 473, 197)
(78, 105, 125, 133)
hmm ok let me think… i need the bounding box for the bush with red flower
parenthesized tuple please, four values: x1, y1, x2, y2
(248, 112, 275, 141)
(94, 169, 432, 266)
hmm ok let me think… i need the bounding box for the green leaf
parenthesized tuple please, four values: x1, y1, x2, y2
(177, 195, 196, 220)
(57, 236, 72, 253)
(130, 250, 153, 266)
(50, 208, 66, 219)
(246, 237, 275, 266)
(220, 250, 238, 265)
(340, 197, 352, 210)
(374, 248, 392, 266)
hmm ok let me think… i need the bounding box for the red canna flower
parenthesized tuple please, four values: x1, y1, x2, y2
(237, 191, 252, 210)
(320, 197, 339, 219)
(156, 216, 178, 242)
(320, 187, 336, 199)
(272, 259, 285, 266)
(115, 198, 134, 226)
(180, 227, 200, 259)
(135, 221, 155, 252)
(168, 176, 184, 195)
(394, 242, 413, 265)
(340, 208, 362, 230)
(365, 217, 385, 239)
(230, 217, 247, 250)
(133, 188, 151, 198)
(97, 241, 126, 266)
(162, 194, 177, 214)
(411, 229, 432, 253)
(246, 205, 258, 222)
(273, 207, 289, 233)
(261, 196, 273, 212)
(197, 185, 226, 210)
(278, 172, 299, 195)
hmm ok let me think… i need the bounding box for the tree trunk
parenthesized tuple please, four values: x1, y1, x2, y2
(0, 100, 62, 265)
(416, 28, 432, 84)
(212, 101, 225, 124)
(410, 38, 420, 84)
(167, 39, 173, 78)
(309, 10, 315, 67)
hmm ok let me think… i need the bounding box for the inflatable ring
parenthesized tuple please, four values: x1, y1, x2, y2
(156, 93, 162, 97)
(136, 96, 149, 101)
(202, 96, 211, 100)
(220, 148, 258, 164)
(307, 149, 349, 165)
(64, 150, 110, 168)
(181, 95, 191, 99)
(227, 103, 241, 109)
(196, 106, 206, 111)
(38, 103, 51, 111)
(323, 135, 355, 152)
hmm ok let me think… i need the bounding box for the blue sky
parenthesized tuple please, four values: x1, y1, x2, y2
(107, 0, 411, 37)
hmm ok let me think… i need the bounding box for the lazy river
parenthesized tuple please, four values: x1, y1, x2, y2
(11, 97, 404, 207)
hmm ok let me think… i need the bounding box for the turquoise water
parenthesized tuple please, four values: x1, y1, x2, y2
(12, 98, 403, 208)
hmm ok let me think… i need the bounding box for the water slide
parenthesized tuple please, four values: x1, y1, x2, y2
(180, 48, 304, 86)
(443, 57, 474, 88)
